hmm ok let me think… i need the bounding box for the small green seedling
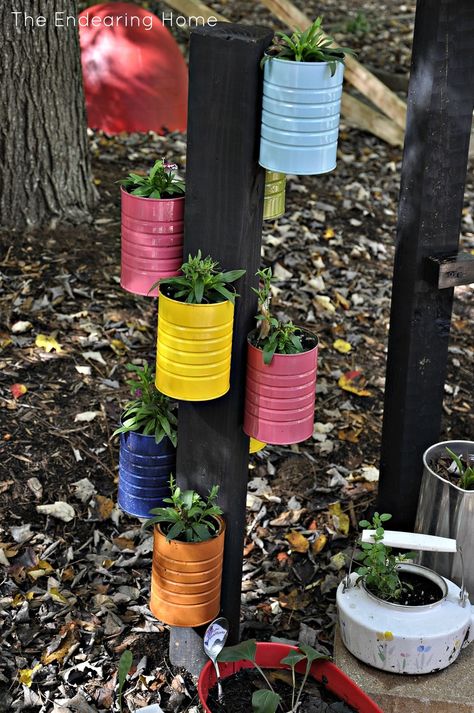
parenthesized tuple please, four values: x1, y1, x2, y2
(446, 447, 474, 491)
(153, 250, 245, 304)
(218, 639, 329, 712)
(253, 267, 305, 365)
(144, 475, 223, 543)
(355, 512, 414, 602)
(118, 158, 185, 199)
(117, 649, 133, 711)
(113, 362, 178, 446)
(262, 16, 355, 75)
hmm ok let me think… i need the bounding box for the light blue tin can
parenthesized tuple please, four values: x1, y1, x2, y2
(259, 58, 344, 176)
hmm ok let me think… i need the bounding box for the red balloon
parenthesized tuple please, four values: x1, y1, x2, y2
(79, 3, 188, 134)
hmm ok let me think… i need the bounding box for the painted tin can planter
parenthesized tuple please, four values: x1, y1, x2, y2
(243, 331, 318, 445)
(263, 170, 286, 220)
(259, 58, 344, 175)
(415, 440, 474, 596)
(150, 517, 225, 627)
(121, 188, 184, 297)
(198, 642, 383, 713)
(118, 432, 175, 519)
(337, 563, 474, 674)
(156, 291, 234, 401)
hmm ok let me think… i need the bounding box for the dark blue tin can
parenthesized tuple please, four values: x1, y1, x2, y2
(118, 432, 175, 518)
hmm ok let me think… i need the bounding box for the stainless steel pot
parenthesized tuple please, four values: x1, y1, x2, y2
(415, 440, 474, 597)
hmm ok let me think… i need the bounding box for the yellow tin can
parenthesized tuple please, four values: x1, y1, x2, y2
(263, 171, 286, 220)
(156, 292, 234, 401)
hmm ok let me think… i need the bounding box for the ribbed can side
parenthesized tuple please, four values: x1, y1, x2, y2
(243, 336, 318, 445)
(259, 59, 344, 175)
(120, 189, 184, 297)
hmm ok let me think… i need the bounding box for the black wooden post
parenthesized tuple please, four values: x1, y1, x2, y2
(169, 23, 273, 672)
(378, 0, 474, 530)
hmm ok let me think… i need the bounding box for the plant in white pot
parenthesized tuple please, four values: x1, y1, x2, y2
(415, 439, 474, 597)
(259, 17, 354, 176)
(336, 513, 474, 674)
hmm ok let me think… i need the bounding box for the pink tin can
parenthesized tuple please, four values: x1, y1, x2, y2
(120, 188, 184, 297)
(243, 331, 318, 445)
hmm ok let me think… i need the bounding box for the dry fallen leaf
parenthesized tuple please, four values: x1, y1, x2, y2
(279, 588, 311, 611)
(328, 502, 350, 535)
(285, 530, 309, 553)
(74, 411, 100, 422)
(35, 334, 63, 353)
(337, 428, 362, 443)
(10, 383, 27, 399)
(36, 501, 76, 522)
(312, 533, 327, 554)
(333, 339, 352, 354)
(338, 370, 373, 397)
(11, 320, 32, 333)
(91, 495, 114, 521)
(18, 664, 42, 687)
(334, 291, 351, 310)
(41, 629, 77, 664)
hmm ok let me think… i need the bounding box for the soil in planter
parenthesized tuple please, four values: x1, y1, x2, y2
(430, 452, 474, 491)
(207, 667, 356, 713)
(368, 571, 444, 606)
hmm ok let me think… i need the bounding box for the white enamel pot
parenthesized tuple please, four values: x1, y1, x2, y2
(336, 531, 474, 674)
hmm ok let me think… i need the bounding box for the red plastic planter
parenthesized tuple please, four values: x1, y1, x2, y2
(198, 642, 383, 713)
(243, 333, 318, 445)
(79, 3, 188, 135)
(120, 188, 184, 297)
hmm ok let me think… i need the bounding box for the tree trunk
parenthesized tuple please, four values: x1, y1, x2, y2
(0, 1, 97, 229)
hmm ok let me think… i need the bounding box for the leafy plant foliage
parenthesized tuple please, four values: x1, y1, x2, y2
(144, 475, 223, 543)
(113, 362, 177, 446)
(263, 16, 354, 75)
(155, 250, 245, 304)
(253, 267, 305, 365)
(117, 649, 133, 711)
(119, 158, 185, 199)
(355, 512, 414, 601)
(218, 639, 329, 712)
(446, 447, 474, 490)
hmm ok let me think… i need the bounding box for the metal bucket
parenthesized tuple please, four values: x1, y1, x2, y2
(243, 330, 318, 445)
(121, 189, 184, 297)
(263, 171, 286, 220)
(415, 440, 474, 597)
(259, 58, 344, 175)
(118, 432, 175, 518)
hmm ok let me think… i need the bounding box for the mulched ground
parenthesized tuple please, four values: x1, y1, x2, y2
(1, 1, 473, 711)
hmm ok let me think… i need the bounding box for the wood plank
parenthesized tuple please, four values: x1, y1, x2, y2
(171, 23, 273, 662)
(163, 0, 226, 23)
(341, 94, 404, 147)
(426, 253, 474, 289)
(378, 0, 474, 529)
(258, 0, 408, 130)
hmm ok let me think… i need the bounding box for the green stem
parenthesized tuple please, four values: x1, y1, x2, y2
(293, 663, 311, 710)
(253, 664, 285, 712)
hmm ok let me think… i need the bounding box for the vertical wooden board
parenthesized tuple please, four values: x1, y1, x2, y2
(378, 0, 474, 529)
(175, 23, 273, 646)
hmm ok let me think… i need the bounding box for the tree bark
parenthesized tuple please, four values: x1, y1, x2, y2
(0, 1, 97, 229)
